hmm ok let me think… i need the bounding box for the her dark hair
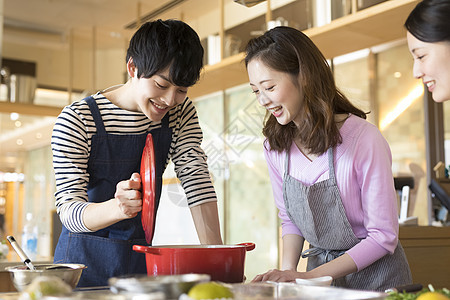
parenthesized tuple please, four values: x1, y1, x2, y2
(405, 0, 450, 43)
(126, 19, 204, 87)
(245, 26, 366, 154)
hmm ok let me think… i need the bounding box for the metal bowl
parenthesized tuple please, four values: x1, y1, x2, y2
(5, 263, 86, 292)
(109, 273, 210, 298)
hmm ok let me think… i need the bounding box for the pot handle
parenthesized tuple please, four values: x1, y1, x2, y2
(132, 245, 161, 255)
(237, 242, 256, 251)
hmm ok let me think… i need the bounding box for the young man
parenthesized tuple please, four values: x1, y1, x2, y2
(52, 19, 222, 287)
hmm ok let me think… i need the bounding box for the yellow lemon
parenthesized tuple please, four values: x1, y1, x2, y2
(417, 292, 450, 300)
(187, 281, 234, 300)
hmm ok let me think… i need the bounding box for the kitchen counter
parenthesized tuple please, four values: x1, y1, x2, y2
(0, 289, 120, 300)
(0, 287, 166, 300)
(0, 284, 388, 300)
(399, 225, 450, 289)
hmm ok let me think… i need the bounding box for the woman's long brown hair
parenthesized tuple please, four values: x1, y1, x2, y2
(245, 26, 366, 155)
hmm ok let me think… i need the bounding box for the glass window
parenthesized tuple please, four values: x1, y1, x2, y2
(377, 43, 428, 225)
(334, 43, 428, 225)
(333, 50, 371, 117)
(154, 92, 225, 245)
(196, 85, 278, 280)
(224, 83, 278, 280)
(196, 92, 226, 230)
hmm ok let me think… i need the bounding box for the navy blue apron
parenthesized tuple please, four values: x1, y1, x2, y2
(54, 96, 172, 287)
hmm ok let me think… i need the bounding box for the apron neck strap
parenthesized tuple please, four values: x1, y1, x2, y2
(85, 96, 106, 135)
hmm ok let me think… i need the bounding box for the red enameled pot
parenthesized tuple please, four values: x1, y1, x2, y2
(133, 242, 255, 283)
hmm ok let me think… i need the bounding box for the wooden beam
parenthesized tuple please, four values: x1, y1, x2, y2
(0, 102, 63, 117)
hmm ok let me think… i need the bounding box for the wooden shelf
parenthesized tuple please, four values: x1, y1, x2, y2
(0, 0, 420, 111)
(189, 52, 248, 99)
(188, 0, 419, 100)
(306, 0, 419, 59)
(0, 102, 63, 117)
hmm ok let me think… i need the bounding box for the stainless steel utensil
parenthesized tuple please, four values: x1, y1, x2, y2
(109, 273, 210, 298)
(6, 235, 36, 270)
(6, 235, 73, 271)
(5, 263, 86, 292)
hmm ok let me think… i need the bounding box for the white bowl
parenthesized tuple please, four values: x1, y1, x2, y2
(295, 276, 333, 286)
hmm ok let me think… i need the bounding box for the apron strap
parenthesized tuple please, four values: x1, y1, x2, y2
(284, 149, 290, 179)
(301, 246, 346, 263)
(327, 147, 337, 185)
(160, 111, 170, 128)
(85, 96, 106, 135)
(284, 147, 336, 182)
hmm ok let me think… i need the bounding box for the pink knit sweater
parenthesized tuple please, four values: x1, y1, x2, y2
(264, 114, 399, 271)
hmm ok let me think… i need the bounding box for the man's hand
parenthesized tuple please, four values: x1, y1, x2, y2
(114, 172, 142, 218)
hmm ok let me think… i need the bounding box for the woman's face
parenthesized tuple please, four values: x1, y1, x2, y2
(247, 58, 304, 126)
(407, 32, 450, 102)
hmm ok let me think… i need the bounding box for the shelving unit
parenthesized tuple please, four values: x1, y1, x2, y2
(188, 0, 419, 99)
(0, 101, 63, 117)
(0, 0, 419, 114)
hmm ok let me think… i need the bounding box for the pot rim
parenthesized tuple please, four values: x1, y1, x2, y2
(5, 263, 86, 272)
(144, 244, 245, 249)
(133, 242, 256, 254)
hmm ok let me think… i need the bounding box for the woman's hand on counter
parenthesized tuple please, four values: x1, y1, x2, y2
(251, 269, 301, 283)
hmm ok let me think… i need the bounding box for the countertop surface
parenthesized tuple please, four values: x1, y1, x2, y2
(0, 287, 166, 300)
(0, 284, 389, 300)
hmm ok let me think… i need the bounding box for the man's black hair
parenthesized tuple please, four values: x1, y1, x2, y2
(126, 19, 204, 87)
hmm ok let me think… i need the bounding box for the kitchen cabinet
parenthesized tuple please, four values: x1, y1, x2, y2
(0, 0, 419, 116)
(399, 226, 450, 289)
(188, 0, 419, 99)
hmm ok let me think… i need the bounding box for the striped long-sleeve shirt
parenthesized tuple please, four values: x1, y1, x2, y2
(51, 93, 216, 233)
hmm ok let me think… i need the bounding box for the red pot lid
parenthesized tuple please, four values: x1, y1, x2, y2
(140, 133, 156, 244)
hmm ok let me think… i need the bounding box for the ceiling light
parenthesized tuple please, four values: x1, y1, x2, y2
(16, 139, 23, 145)
(245, 160, 255, 168)
(36, 133, 42, 139)
(10, 112, 19, 121)
(0, 172, 25, 182)
(379, 84, 424, 131)
(109, 31, 122, 38)
(394, 72, 402, 78)
(15, 121, 22, 127)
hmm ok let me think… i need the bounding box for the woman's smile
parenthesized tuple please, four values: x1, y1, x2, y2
(268, 105, 283, 117)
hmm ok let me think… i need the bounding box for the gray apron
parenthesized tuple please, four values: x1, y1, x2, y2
(283, 148, 412, 291)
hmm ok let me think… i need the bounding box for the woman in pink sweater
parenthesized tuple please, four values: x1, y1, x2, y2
(245, 26, 412, 291)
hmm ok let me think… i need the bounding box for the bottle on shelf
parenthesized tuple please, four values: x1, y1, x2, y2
(22, 212, 38, 260)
